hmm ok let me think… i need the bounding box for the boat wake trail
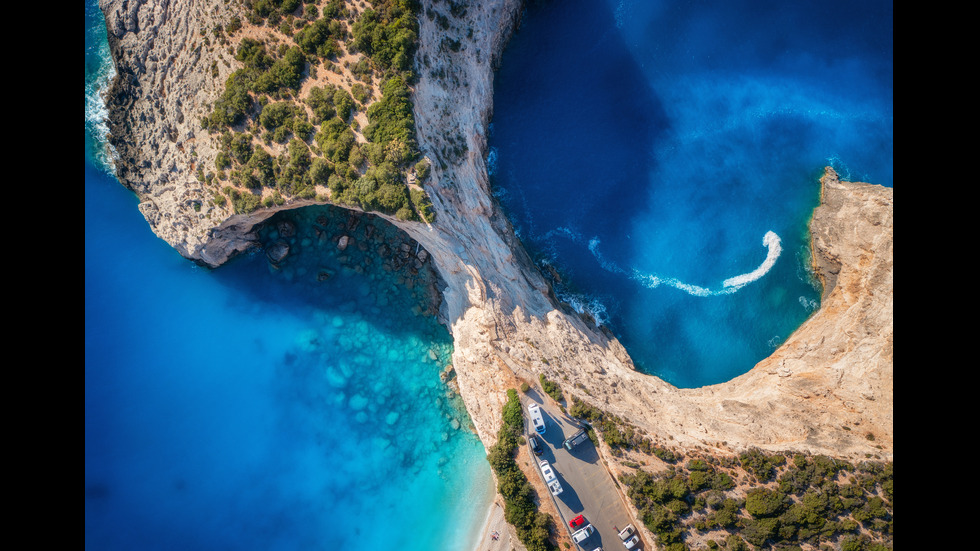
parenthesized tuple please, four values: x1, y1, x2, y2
(554, 229, 782, 297)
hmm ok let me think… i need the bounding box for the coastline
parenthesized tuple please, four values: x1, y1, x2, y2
(472, 495, 522, 551)
(95, 0, 892, 548)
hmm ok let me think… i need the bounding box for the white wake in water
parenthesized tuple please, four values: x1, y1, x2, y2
(562, 230, 782, 297)
(720, 231, 782, 290)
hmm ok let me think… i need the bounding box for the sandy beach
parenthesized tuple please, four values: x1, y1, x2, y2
(473, 495, 526, 551)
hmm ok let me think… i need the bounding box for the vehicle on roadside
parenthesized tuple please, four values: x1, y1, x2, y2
(571, 524, 595, 543)
(623, 534, 640, 549)
(569, 514, 585, 528)
(547, 478, 563, 496)
(528, 403, 546, 434)
(618, 524, 636, 540)
(529, 433, 543, 456)
(540, 460, 557, 482)
(539, 460, 563, 495)
(563, 428, 590, 450)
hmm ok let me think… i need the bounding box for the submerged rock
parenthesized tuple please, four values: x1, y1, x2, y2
(337, 235, 350, 251)
(265, 241, 289, 263)
(277, 220, 296, 238)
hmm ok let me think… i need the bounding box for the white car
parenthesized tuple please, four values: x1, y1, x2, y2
(571, 524, 595, 543)
(623, 534, 640, 549)
(618, 524, 636, 540)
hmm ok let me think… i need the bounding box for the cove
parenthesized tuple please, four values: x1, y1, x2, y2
(488, 0, 893, 388)
(85, 2, 493, 545)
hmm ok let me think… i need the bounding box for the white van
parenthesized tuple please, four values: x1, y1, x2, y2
(528, 403, 546, 434)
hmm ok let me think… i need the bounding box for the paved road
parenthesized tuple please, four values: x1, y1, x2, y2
(522, 390, 641, 551)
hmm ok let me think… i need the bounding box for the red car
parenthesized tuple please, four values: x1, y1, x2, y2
(569, 514, 585, 529)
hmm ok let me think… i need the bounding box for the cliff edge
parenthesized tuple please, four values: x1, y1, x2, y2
(100, 0, 893, 465)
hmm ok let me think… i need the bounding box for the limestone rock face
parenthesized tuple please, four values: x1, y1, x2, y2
(99, 0, 246, 263)
(101, 0, 893, 464)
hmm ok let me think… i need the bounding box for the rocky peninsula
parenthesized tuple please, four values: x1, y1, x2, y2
(99, 0, 892, 545)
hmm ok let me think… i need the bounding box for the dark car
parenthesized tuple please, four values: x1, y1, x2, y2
(569, 514, 585, 529)
(529, 433, 543, 456)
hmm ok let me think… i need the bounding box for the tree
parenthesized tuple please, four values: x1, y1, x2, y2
(745, 487, 788, 518)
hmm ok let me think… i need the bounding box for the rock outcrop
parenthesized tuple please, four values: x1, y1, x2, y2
(100, 0, 893, 469)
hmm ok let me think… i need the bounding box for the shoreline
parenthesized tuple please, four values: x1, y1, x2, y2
(471, 494, 523, 551)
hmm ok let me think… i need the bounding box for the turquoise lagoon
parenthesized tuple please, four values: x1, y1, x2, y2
(85, 2, 492, 549)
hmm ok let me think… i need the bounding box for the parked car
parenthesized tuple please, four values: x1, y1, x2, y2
(529, 433, 543, 456)
(569, 514, 585, 528)
(571, 524, 595, 543)
(618, 524, 636, 540)
(623, 534, 640, 549)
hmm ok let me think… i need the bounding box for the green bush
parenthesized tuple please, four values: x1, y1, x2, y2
(739, 448, 785, 483)
(739, 517, 779, 548)
(350, 1, 420, 74)
(365, 76, 417, 163)
(539, 374, 562, 403)
(745, 487, 788, 518)
(414, 157, 430, 182)
(409, 188, 434, 222)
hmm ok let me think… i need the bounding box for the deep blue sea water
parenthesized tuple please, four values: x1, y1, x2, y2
(84, 3, 493, 549)
(489, 0, 893, 388)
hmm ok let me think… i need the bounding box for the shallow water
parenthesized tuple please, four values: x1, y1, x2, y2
(84, 3, 493, 549)
(489, 0, 892, 388)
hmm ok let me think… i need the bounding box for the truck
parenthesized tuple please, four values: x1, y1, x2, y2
(563, 428, 590, 450)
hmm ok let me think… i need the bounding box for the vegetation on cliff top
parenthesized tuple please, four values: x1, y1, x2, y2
(200, 0, 434, 222)
(568, 396, 893, 550)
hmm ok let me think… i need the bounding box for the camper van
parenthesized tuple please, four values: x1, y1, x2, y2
(563, 429, 590, 451)
(528, 403, 546, 434)
(540, 460, 563, 496)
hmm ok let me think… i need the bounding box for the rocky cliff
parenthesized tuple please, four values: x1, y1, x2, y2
(100, 0, 892, 468)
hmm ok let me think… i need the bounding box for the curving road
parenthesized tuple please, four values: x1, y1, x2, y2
(521, 390, 643, 551)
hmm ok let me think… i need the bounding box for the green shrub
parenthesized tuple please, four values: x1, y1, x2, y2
(739, 448, 785, 483)
(745, 487, 788, 518)
(739, 517, 779, 548)
(365, 76, 417, 162)
(414, 157, 430, 183)
(409, 188, 435, 222)
(350, 2, 420, 74)
(539, 374, 562, 402)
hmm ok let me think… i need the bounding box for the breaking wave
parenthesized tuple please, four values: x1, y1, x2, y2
(85, 12, 117, 175)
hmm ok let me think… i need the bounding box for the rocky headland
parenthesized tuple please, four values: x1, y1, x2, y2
(99, 0, 892, 522)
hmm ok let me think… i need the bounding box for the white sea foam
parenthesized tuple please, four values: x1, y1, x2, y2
(721, 231, 782, 290)
(486, 147, 498, 176)
(798, 296, 819, 311)
(85, 31, 118, 175)
(563, 228, 782, 297)
(555, 288, 611, 327)
(587, 237, 628, 275)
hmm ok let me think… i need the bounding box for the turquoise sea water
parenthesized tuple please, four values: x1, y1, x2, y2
(489, 0, 893, 388)
(84, 3, 492, 549)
